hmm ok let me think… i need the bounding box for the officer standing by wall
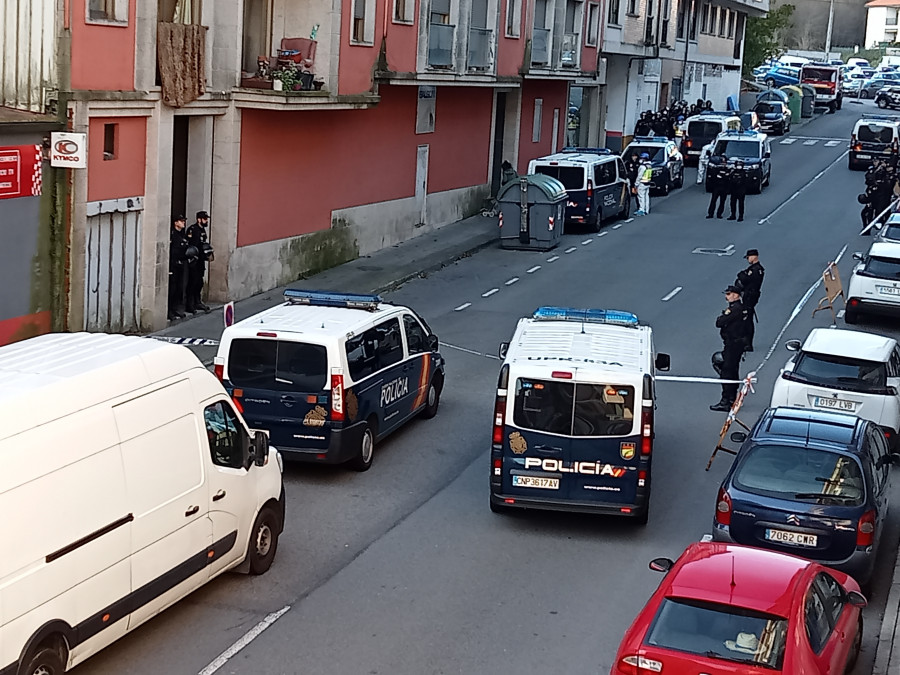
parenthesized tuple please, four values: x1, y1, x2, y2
(710, 285, 750, 412)
(168, 215, 191, 321)
(735, 249, 764, 352)
(186, 210, 212, 313)
(635, 154, 653, 216)
(727, 160, 748, 222)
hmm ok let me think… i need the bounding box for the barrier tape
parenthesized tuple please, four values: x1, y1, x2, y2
(656, 374, 756, 385)
(860, 197, 900, 236)
(147, 335, 220, 346)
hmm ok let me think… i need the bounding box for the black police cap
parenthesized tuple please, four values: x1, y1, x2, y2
(724, 285, 741, 294)
(196, 210, 209, 219)
(745, 249, 759, 258)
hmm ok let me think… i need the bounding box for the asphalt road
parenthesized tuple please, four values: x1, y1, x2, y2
(75, 101, 900, 675)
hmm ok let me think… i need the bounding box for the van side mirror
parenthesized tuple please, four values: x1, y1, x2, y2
(730, 431, 747, 443)
(785, 339, 802, 352)
(848, 590, 868, 608)
(764, 151, 771, 158)
(649, 557, 674, 573)
(427, 334, 440, 351)
(852, 252, 864, 262)
(891, 452, 900, 466)
(252, 431, 270, 467)
(499, 342, 510, 359)
(655, 353, 671, 371)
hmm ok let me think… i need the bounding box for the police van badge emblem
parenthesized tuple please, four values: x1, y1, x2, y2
(620, 442, 636, 460)
(304, 405, 327, 427)
(509, 431, 527, 455)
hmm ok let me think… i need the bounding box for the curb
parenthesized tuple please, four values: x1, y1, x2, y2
(874, 545, 900, 674)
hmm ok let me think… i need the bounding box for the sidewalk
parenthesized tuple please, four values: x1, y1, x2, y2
(151, 213, 499, 365)
(875, 550, 900, 675)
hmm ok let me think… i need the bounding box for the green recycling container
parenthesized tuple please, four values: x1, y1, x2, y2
(779, 85, 803, 126)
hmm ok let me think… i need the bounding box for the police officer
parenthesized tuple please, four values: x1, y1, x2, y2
(634, 111, 653, 136)
(706, 158, 728, 219)
(186, 210, 212, 313)
(625, 151, 641, 209)
(168, 215, 192, 321)
(710, 285, 750, 412)
(735, 249, 764, 352)
(635, 154, 653, 216)
(727, 160, 748, 222)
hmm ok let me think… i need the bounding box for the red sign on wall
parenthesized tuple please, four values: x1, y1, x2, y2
(0, 145, 42, 200)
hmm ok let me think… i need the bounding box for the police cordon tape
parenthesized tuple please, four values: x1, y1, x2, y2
(146, 335, 220, 346)
(656, 374, 756, 385)
(860, 196, 900, 236)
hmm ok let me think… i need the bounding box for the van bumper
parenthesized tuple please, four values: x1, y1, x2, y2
(275, 420, 366, 464)
(489, 491, 649, 519)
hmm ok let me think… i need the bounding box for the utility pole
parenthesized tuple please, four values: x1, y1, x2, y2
(825, 0, 835, 56)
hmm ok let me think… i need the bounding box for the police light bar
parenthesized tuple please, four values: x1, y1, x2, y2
(862, 114, 899, 122)
(631, 136, 670, 142)
(561, 147, 613, 155)
(283, 289, 382, 310)
(532, 306, 639, 326)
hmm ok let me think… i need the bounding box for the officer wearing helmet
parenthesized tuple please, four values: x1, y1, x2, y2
(635, 153, 653, 216)
(710, 285, 750, 412)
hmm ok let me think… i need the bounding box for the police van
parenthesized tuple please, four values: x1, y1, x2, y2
(488, 307, 670, 523)
(681, 112, 743, 165)
(215, 290, 445, 471)
(528, 148, 631, 231)
(849, 114, 900, 171)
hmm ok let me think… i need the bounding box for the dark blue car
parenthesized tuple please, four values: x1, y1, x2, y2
(712, 407, 896, 586)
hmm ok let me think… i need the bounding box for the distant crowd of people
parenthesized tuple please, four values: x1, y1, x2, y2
(860, 158, 900, 233)
(632, 99, 716, 138)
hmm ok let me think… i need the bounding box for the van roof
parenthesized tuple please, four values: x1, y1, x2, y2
(223, 301, 401, 341)
(530, 150, 615, 165)
(0, 333, 204, 440)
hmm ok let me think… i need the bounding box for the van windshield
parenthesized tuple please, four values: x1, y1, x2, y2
(802, 68, 836, 82)
(858, 124, 895, 144)
(687, 121, 721, 138)
(713, 140, 758, 159)
(513, 379, 635, 436)
(228, 339, 328, 391)
(791, 352, 887, 392)
(532, 165, 585, 190)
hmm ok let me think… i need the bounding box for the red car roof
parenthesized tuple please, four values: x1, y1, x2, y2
(664, 542, 810, 616)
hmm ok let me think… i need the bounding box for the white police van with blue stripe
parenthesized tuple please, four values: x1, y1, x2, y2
(489, 308, 669, 524)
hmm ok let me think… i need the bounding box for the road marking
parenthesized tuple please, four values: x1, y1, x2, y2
(505, 277, 519, 286)
(454, 302, 471, 311)
(837, 309, 846, 319)
(624, 218, 634, 223)
(547, 255, 560, 262)
(803, 139, 818, 146)
(789, 136, 847, 142)
(199, 606, 291, 675)
(758, 150, 848, 225)
(780, 138, 797, 145)
(440, 341, 502, 360)
(825, 140, 841, 147)
(692, 246, 735, 256)
(565, 246, 578, 253)
(724, 244, 734, 253)
(598, 231, 608, 237)
(661, 286, 683, 302)
(482, 288, 499, 297)
(612, 223, 624, 229)
(582, 238, 593, 245)
(527, 265, 541, 274)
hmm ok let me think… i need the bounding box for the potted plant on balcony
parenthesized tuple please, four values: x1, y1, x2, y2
(272, 65, 301, 92)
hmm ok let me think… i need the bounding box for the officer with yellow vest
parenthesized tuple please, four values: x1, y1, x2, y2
(635, 154, 653, 216)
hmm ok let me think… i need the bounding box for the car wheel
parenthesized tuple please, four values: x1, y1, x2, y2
(348, 420, 375, 472)
(635, 505, 650, 526)
(247, 506, 280, 574)
(845, 615, 863, 673)
(777, 123, 784, 135)
(420, 375, 442, 419)
(861, 89, 870, 99)
(828, 101, 837, 114)
(845, 306, 859, 324)
(878, 97, 889, 109)
(22, 645, 67, 675)
(674, 167, 684, 188)
(837, 95, 843, 110)
(662, 172, 671, 196)
(765, 78, 776, 88)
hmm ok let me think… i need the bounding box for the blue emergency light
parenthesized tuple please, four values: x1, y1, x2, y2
(631, 136, 670, 142)
(283, 289, 382, 310)
(561, 147, 613, 155)
(532, 306, 639, 326)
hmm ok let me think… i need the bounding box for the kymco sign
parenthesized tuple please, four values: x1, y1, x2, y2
(50, 132, 87, 169)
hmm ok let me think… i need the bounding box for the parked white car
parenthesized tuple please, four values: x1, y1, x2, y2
(846, 241, 900, 323)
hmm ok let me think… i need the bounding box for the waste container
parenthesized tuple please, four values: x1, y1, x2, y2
(497, 174, 566, 251)
(799, 83, 816, 118)
(779, 85, 803, 124)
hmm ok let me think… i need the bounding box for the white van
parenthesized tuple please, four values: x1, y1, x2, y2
(0, 333, 285, 675)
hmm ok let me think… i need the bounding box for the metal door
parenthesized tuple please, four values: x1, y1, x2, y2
(84, 208, 141, 332)
(416, 144, 429, 225)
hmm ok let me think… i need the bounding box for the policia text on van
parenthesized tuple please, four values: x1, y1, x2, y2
(489, 308, 670, 524)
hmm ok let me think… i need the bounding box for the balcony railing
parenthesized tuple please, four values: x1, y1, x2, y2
(429, 23, 455, 67)
(468, 27, 493, 69)
(560, 32, 579, 67)
(532, 27, 550, 65)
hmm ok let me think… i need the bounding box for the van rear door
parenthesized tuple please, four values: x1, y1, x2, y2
(225, 337, 331, 451)
(532, 163, 588, 223)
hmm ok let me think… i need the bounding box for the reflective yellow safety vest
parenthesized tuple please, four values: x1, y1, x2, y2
(640, 165, 653, 184)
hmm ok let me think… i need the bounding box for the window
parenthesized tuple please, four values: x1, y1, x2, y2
(813, 574, 847, 626)
(718, 7, 727, 36)
(532, 98, 543, 142)
(353, 0, 375, 43)
(103, 123, 117, 161)
(616, 157, 627, 180)
(431, 0, 451, 23)
(204, 401, 247, 470)
(228, 339, 328, 392)
(608, 0, 621, 25)
(677, 2, 686, 38)
(700, 3, 710, 33)
(87, 0, 128, 23)
(863, 255, 900, 280)
(506, 0, 522, 36)
(394, 0, 414, 23)
(532, 164, 585, 189)
(594, 161, 615, 186)
(344, 318, 404, 381)
(586, 3, 600, 45)
(627, 0, 638, 16)
(404, 314, 428, 354)
(690, 0, 698, 39)
(804, 586, 833, 653)
(513, 379, 635, 436)
(869, 427, 891, 490)
(727, 10, 735, 38)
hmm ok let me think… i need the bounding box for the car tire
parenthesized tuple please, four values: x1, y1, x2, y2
(845, 615, 863, 673)
(878, 97, 889, 109)
(635, 506, 649, 526)
(763, 170, 770, 187)
(828, 101, 837, 114)
(674, 167, 684, 188)
(837, 95, 843, 110)
(247, 506, 280, 574)
(861, 89, 870, 99)
(348, 420, 375, 472)
(420, 375, 442, 419)
(765, 78, 776, 88)
(844, 307, 859, 324)
(22, 645, 67, 675)
(661, 173, 671, 196)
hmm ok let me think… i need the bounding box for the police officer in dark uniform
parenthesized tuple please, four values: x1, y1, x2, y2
(727, 160, 748, 222)
(735, 249, 764, 352)
(185, 210, 212, 313)
(706, 159, 729, 219)
(710, 285, 750, 412)
(168, 215, 192, 321)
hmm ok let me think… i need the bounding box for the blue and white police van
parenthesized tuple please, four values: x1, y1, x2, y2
(489, 307, 670, 523)
(214, 290, 445, 471)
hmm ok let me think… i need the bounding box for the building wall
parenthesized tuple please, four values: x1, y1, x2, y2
(338, 0, 383, 93)
(384, 8, 422, 73)
(866, 7, 888, 48)
(70, 0, 137, 91)
(498, 0, 528, 76)
(516, 79, 568, 161)
(86, 116, 147, 202)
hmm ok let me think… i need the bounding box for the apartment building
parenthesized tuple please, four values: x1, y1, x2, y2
(865, 0, 900, 47)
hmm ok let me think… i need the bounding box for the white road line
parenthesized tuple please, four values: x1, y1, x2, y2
(780, 138, 797, 145)
(612, 223, 624, 229)
(565, 246, 578, 253)
(837, 309, 846, 319)
(454, 302, 471, 311)
(598, 231, 608, 237)
(661, 286, 683, 302)
(440, 341, 502, 360)
(527, 265, 541, 273)
(758, 150, 848, 225)
(199, 606, 291, 675)
(482, 288, 499, 297)
(505, 277, 519, 286)
(825, 140, 841, 147)
(582, 238, 593, 245)
(624, 218, 634, 223)
(755, 245, 848, 372)
(788, 136, 847, 142)
(803, 139, 818, 146)
(547, 255, 560, 262)
(724, 244, 735, 253)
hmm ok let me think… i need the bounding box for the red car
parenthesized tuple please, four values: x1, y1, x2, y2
(611, 542, 866, 674)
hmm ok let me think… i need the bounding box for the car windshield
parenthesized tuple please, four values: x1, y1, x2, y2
(803, 68, 836, 82)
(734, 444, 865, 505)
(791, 351, 887, 392)
(532, 165, 585, 190)
(688, 121, 721, 138)
(754, 103, 780, 114)
(513, 378, 635, 437)
(646, 598, 787, 669)
(627, 145, 664, 162)
(713, 140, 758, 159)
(865, 255, 900, 278)
(881, 223, 900, 240)
(228, 339, 328, 392)
(857, 124, 895, 144)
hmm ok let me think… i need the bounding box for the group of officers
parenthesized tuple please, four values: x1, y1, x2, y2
(632, 99, 716, 139)
(169, 211, 214, 321)
(706, 160, 751, 221)
(710, 249, 765, 412)
(859, 158, 900, 232)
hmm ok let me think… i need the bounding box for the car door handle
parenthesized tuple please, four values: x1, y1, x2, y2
(281, 395, 295, 402)
(212, 490, 226, 502)
(534, 444, 563, 455)
(185, 505, 199, 517)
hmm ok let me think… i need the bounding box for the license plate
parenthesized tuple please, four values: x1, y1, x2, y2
(857, 154, 871, 159)
(512, 475, 559, 489)
(766, 528, 818, 547)
(687, 150, 700, 155)
(814, 396, 857, 412)
(878, 285, 900, 296)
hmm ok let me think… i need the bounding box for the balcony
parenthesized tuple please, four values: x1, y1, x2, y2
(560, 32, 579, 68)
(468, 27, 493, 69)
(532, 27, 551, 65)
(429, 23, 456, 67)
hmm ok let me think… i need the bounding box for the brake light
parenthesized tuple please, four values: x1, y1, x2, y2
(587, 179, 593, 202)
(330, 369, 344, 422)
(214, 363, 224, 381)
(551, 371, 573, 379)
(849, 298, 860, 307)
(492, 366, 509, 446)
(619, 655, 663, 673)
(640, 407, 653, 456)
(857, 510, 876, 547)
(232, 397, 244, 414)
(715, 488, 732, 526)
(685, 139, 692, 147)
(256, 331, 277, 338)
